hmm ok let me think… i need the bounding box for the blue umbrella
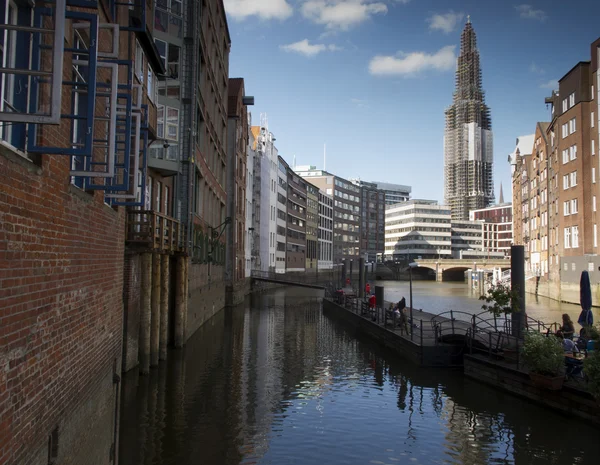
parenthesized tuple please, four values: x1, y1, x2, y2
(578, 270, 593, 327)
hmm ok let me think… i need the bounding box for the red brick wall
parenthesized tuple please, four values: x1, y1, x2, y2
(0, 151, 125, 463)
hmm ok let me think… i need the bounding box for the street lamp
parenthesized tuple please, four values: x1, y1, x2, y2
(408, 262, 418, 340)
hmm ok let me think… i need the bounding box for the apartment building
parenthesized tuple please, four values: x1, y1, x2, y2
(295, 166, 361, 269)
(318, 190, 334, 270)
(225, 78, 252, 304)
(0, 2, 169, 462)
(286, 168, 308, 272)
(510, 134, 535, 259)
(384, 200, 453, 262)
(276, 156, 289, 273)
(306, 183, 319, 272)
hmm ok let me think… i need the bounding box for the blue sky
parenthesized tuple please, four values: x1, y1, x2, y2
(224, 0, 600, 202)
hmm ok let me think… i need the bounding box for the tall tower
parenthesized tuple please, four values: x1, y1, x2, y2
(444, 18, 494, 220)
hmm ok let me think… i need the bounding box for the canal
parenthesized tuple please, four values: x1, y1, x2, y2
(119, 287, 598, 465)
(378, 280, 584, 324)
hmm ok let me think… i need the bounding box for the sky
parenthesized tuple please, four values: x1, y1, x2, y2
(223, 0, 600, 203)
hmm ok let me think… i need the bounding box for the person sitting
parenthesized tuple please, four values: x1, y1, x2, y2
(557, 331, 579, 353)
(560, 313, 575, 340)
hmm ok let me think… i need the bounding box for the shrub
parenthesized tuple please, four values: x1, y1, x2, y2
(521, 332, 564, 377)
(583, 351, 600, 400)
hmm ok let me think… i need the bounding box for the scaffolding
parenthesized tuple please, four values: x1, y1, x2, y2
(444, 20, 494, 221)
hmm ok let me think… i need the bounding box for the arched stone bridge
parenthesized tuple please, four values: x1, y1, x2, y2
(413, 258, 511, 282)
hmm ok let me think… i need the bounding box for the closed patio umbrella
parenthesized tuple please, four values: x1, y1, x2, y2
(578, 270, 593, 327)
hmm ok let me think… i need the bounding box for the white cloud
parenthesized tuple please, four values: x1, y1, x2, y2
(280, 39, 342, 57)
(224, 0, 293, 21)
(301, 0, 388, 30)
(350, 98, 368, 107)
(369, 45, 456, 77)
(540, 79, 558, 90)
(529, 62, 545, 74)
(515, 4, 547, 22)
(427, 11, 464, 34)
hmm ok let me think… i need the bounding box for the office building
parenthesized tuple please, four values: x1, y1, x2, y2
(306, 182, 319, 272)
(370, 181, 412, 206)
(318, 191, 334, 270)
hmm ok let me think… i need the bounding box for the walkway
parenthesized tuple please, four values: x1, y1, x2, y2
(250, 270, 330, 290)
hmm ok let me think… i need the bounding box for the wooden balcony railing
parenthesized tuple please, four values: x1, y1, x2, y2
(126, 210, 185, 253)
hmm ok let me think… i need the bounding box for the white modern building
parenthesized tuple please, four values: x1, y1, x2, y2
(318, 190, 333, 270)
(252, 117, 279, 272)
(384, 200, 453, 261)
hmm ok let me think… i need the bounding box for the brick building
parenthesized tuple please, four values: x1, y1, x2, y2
(306, 182, 319, 272)
(225, 77, 252, 304)
(0, 1, 168, 463)
(470, 203, 514, 258)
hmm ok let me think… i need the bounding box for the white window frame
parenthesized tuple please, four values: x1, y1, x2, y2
(562, 98, 568, 112)
(570, 145, 577, 161)
(564, 227, 571, 249)
(561, 123, 568, 138)
(593, 139, 596, 155)
(571, 198, 578, 214)
(572, 226, 579, 248)
(569, 117, 576, 134)
(594, 168, 597, 184)
(564, 201, 570, 216)
(165, 106, 179, 141)
(593, 112, 595, 128)
(594, 196, 597, 212)
(563, 174, 569, 190)
(595, 224, 598, 248)
(562, 148, 569, 164)
(569, 92, 575, 108)
(570, 171, 577, 187)
(135, 40, 144, 84)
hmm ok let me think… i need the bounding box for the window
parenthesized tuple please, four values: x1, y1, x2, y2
(562, 98, 568, 112)
(561, 123, 568, 138)
(157, 105, 164, 138)
(166, 107, 179, 141)
(593, 112, 596, 128)
(569, 92, 575, 108)
(563, 174, 569, 190)
(135, 40, 144, 83)
(595, 224, 598, 248)
(572, 226, 579, 248)
(147, 68, 156, 102)
(562, 149, 569, 164)
(594, 168, 597, 184)
(594, 196, 597, 212)
(0, 0, 18, 145)
(569, 117, 576, 134)
(564, 201, 570, 216)
(571, 198, 578, 214)
(570, 171, 577, 187)
(593, 139, 596, 156)
(564, 227, 571, 248)
(569, 145, 577, 161)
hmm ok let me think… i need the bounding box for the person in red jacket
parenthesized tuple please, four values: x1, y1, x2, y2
(369, 293, 376, 309)
(365, 283, 371, 295)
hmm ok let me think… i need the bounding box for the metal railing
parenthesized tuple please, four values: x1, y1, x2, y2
(126, 210, 185, 253)
(250, 269, 336, 288)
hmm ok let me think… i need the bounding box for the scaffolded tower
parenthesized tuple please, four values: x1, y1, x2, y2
(444, 17, 494, 220)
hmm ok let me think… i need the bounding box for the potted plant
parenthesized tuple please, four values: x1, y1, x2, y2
(583, 351, 600, 403)
(584, 325, 600, 351)
(521, 332, 565, 390)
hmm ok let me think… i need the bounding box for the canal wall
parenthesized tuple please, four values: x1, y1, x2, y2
(322, 299, 459, 367)
(464, 354, 600, 426)
(0, 137, 124, 462)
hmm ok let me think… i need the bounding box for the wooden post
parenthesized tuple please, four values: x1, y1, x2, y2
(159, 254, 170, 361)
(174, 255, 186, 348)
(139, 252, 152, 375)
(150, 252, 161, 367)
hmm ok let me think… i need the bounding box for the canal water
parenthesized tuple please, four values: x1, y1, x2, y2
(377, 280, 585, 324)
(119, 287, 598, 465)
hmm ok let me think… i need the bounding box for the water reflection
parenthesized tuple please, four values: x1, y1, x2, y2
(119, 288, 597, 465)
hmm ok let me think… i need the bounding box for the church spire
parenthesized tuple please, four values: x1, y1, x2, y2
(499, 183, 504, 204)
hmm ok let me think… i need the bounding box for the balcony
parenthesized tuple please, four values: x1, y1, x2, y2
(126, 210, 185, 253)
(148, 144, 179, 176)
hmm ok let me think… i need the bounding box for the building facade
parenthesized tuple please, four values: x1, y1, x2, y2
(352, 180, 385, 262)
(470, 204, 514, 258)
(444, 18, 494, 220)
(286, 168, 307, 272)
(370, 181, 412, 206)
(384, 200, 453, 262)
(318, 190, 334, 270)
(306, 182, 319, 272)
(295, 167, 361, 270)
(225, 78, 252, 304)
(276, 156, 289, 273)
(245, 114, 255, 277)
